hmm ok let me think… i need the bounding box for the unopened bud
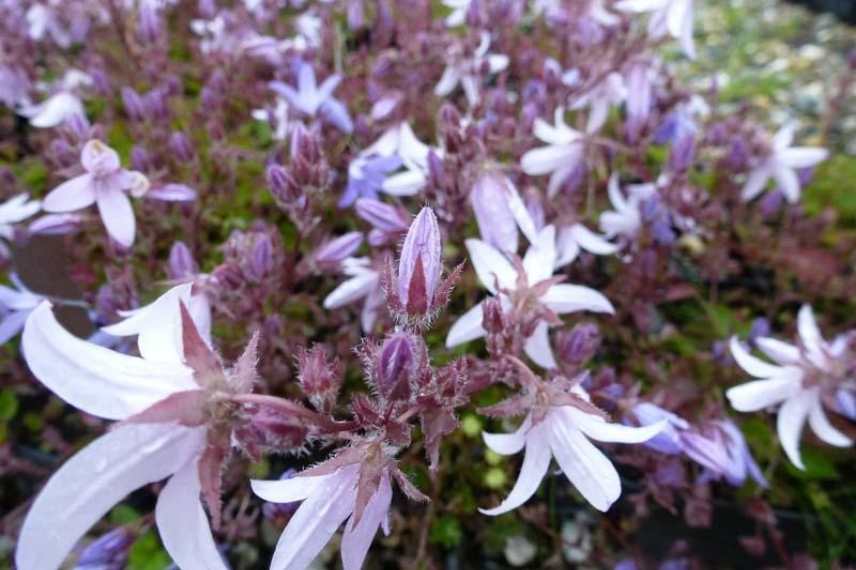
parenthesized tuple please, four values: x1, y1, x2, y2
(121, 87, 145, 121)
(313, 232, 363, 269)
(169, 131, 195, 162)
(397, 207, 442, 316)
(482, 297, 505, 335)
(297, 345, 342, 412)
(377, 333, 415, 400)
(168, 241, 198, 280)
(556, 322, 601, 366)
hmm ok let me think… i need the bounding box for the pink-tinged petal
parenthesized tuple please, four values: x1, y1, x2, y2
(269, 465, 359, 570)
(520, 145, 575, 176)
(81, 140, 121, 174)
(522, 226, 556, 284)
(772, 123, 795, 151)
(251, 473, 332, 503)
(755, 337, 801, 365)
(546, 163, 576, 198)
(155, 456, 228, 570)
(323, 272, 376, 309)
(726, 376, 800, 412)
(547, 412, 621, 512)
(96, 189, 135, 248)
(807, 396, 852, 448)
(524, 321, 557, 369)
(103, 284, 196, 365)
(341, 472, 392, 570)
(465, 239, 516, 294)
(797, 305, 826, 364)
(779, 147, 828, 169)
(773, 166, 800, 204)
(445, 301, 486, 348)
(740, 167, 770, 202)
(585, 100, 609, 134)
(540, 284, 614, 315)
(562, 407, 666, 443)
(15, 423, 204, 570)
(570, 224, 618, 255)
(729, 336, 784, 378)
(480, 422, 551, 516)
(777, 390, 814, 470)
(22, 302, 196, 420)
(482, 415, 532, 456)
(42, 175, 96, 212)
(0, 309, 29, 344)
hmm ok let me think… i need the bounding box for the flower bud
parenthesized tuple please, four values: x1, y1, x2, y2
(121, 87, 145, 121)
(556, 322, 601, 366)
(247, 234, 274, 282)
(397, 207, 442, 316)
(169, 131, 195, 162)
(168, 241, 197, 280)
(137, 3, 163, 44)
(76, 527, 134, 568)
(482, 297, 506, 335)
(297, 345, 342, 412)
(130, 145, 152, 172)
(355, 198, 409, 234)
(376, 333, 415, 400)
(313, 232, 363, 269)
(470, 172, 520, 253)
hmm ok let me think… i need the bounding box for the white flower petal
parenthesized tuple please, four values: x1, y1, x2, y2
(482, 415, 532, 456)
(729, 336, 785, 379)
(96, 189, 136, 248)
(740, 167, 770, 202)
(445, 301, 486, 348)
(773, 166, 800, 204)
(465, 239, 516, 294)
(480, 423, 551, 516)
(381, 169, 425, 196)
(15, 423, 204, 570)
(269, 466, 359, 570)
(522, 226, 557, 283)
(540, 284, 614, 315)
(779, 147, 828, 169)
(563, 407, 666, 443)
(524, 321, 557, 369)
(22, 302, 195, 420)
(547, 412, 620, 512)
(777, 390, 814, 470)
(754, 337, 801, 365)
(570, 224, 618, 255)
(808, 398, 852, 448)
(520, 145, 576, 176)
(251, 473, 332, 503)
(726, 376, 800, 412)
(341, 472, 392, 570)
(323, 273, 377, 309)
(42, 175, 96, 213)
(156, 456, 228, 570)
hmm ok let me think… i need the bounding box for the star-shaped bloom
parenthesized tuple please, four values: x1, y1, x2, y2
(252, 444, 427, 570)
(520, 108, 587, 197)
(434, 31, 509, 107)
(42, 140, 150, 248)
(323, 257, 384, 333)
(598, 173, 658, 241)
(555, 223, 619, 268)
(16, 283, 257, 570)
(482, 383, 664, 514)
(0, 275, 44, 344)
(446, 226, 614, 369)
(741, 123, 829, 204)
(727, 305, 853, 469)
(616, 0, 696, 59)
(0, 193, 41, 257)
(270, 61, 353, 133)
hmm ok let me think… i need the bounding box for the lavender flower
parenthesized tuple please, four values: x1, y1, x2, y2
(617, 0, 697, 59)
(396, 207, 443, 317)
(520, 108, 586, 197)
(42, 140, 149, 248)
(0, 194, 41, 257)
(0, 275, 44, 344)
(435, 32, 509, 107)
(270, 61, 353, 133)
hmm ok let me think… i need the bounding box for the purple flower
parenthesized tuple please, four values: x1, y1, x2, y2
(397, 207, 443, 316)
(0, 275, 44, 345)
(630, 402, 689, 455)
(355, 198, 410, 246)
(74, 527, 133, 570)
(470, 172, 533, 254)
(42, 140, 150, 248)
(313, 232, 364, 269)
(270, 61, 353, 133)
(341, 154, 402, 207)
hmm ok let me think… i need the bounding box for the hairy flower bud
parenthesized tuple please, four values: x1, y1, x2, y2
(376, 333, 416, 400)
(397, 207, 442, 316)
(297, 345, 343, 412)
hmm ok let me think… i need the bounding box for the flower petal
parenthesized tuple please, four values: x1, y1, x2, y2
(155, 456, 228, 570)
(520, 145, 575, 176)
(96, 189, 136, 248)
(465, 239, 516, 294)
(726, 376, 800, 412)
(482, 415, 532, 456)
(323, 272, 377, 309)
(729, 336, 784, 378)
(480, 422, 551, 516)
(754, 337, 800, 365)
(807, 398, 852, 448)
(547, 412, 620, 512)
(251, 473, 332, 503)
(740, 167, 770, 202)
(42, 175, 96, 212)
(522, 226, 557, 284)
(445, 301, 486, 348)
(797, 305, 827, 367)
(341, 471, 392, 570)
(0, 309, 30, 344)
(570, 224, 619, 255)
(524, 321, 557, 369)
(540, 284, 614, 315)
(779, 147, 828, 169)
(269, 465, 359, 570)
(777, 390, 815, 470)
(15, 423, 204, 570)
(22, 302, 196, 420)
(563, 407, 666, 443)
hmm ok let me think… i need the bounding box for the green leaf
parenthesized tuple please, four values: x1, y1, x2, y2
(429, 515, 463, 549)
(786, 447, 840, 481)
(127, 530, 171, 570)
(0, 389, 19, 421)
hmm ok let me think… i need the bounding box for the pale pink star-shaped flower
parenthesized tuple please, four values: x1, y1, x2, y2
(42, 139, 150, 248)
(616, 0, 696, 59)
